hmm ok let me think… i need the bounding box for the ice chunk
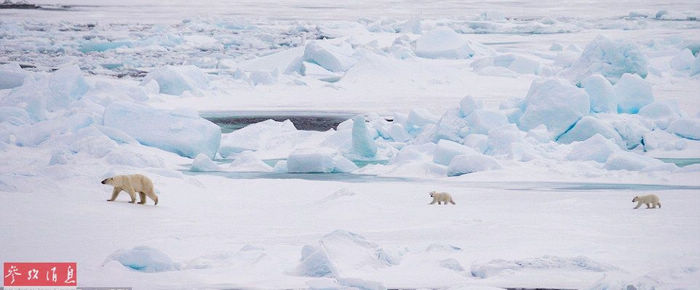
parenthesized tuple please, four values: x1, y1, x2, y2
(301, 41, 357, 73)
(14, 113, 94, 147)
(432, 108, 468, 143)
(604, 151, 663, 171)
(229, 151, 273, 172)
(433, 139, 479, 166)
(580, 74, 617, 113)
(0, 63, 28, 89)
(0, 106, 30, 126)
(638, 101, 681, 130)
(564, 35, 648, 83)
(670, 48, 695, 71)
(190, 153, 221, 172)
(466, 109, 509, 135)
(95, 125, 138, 144)
(471, 256, 615, 279)
(219, 119, 299, 158)
(463, 133, 488, 153)
(485, 125, 531, 160)
(668, 118, 700, 140)
(141, 65, 209, 96)
(103, 102, 221, 158)
(566, 134, 620, 163)
(643, 130, 686, 151)
(352, 116, 377, 158)
(557, 116, 622, 145)
(447, 153, 501, 176)
(518, 79, 590, 138)
(248, 70, 278, 85)
(415, 27, 475, 59)
(79, 40, 131, 53)
(692, 55, 700, 76)
(287, 148, 357, 173)
(614, 73, 653, 114)
(440, 258, 465, 272)
(296, 230, 395, 278)
(300, 61, 343, 82)
(472, 54, 541, 75)
(459, 95, 481, 116)
(104, 246, 179, 273)
(610, 116, 649, 149)
(388, 123, 411, 142)
(405, 108, 439, 133)
(47, 65, 88, 110)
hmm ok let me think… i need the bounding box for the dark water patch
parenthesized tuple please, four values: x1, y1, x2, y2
(656, 157, 700, 167)
(201, 110, 360, 133)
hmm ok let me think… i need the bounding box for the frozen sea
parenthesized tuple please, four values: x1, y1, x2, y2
(1, 1, 700, 289)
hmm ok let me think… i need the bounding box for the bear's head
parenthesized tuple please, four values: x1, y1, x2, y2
(632, 196, 639, 202)
(429, 191, 436, 197)
(101, 177, 114, 185)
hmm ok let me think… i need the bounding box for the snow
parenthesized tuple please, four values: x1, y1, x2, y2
(2, 1, 700, 289)
(103, 102, 221, 158)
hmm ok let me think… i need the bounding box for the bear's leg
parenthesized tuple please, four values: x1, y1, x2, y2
(450, 200, 455, 205)
(634, 202, 641, 209)
(430, 199, 437, 205)
(127, 189, 137, 203)
(145, 191, 158, 205)
(138, 192, 146, 204)
(646, 203, 651, 209)
(107, 188, 121, 201)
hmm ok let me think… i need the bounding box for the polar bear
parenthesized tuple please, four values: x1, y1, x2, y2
(429, 191, 455, 205)
(632, 194, 660, 209)
(101, 174, 159, 205)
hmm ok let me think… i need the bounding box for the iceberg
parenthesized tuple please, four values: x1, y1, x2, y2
(667, 118, 700, 140)
(566, 134, 620, 163)
(301, 41, 357, 73)
(104, 246, 179, 273)
(191, 153, 221, 172)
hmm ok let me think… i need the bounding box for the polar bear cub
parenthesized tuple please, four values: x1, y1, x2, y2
(632, 194, 660, 209)
(429, 191, 455, 205)
(101, 174, 159, 205)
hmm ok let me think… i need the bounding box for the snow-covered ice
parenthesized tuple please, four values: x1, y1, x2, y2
(2, 0, 700, 289)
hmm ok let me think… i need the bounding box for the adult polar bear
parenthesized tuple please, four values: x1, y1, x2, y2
(101, 174, 159, 205)
(632, 194, 660, 209)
